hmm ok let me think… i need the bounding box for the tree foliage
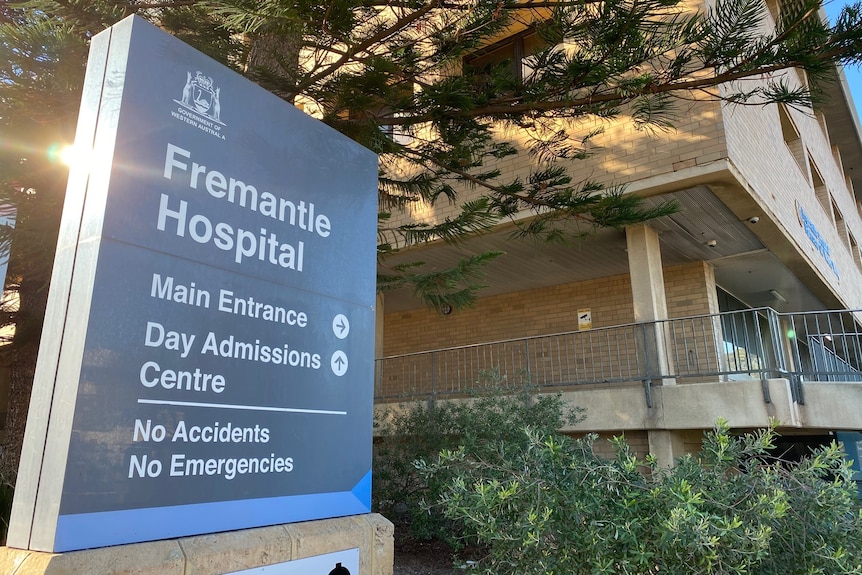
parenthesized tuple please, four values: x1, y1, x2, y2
(0, 0, 861, 479)
(2, 0, 862, 314)
(427, 421, 862, 575)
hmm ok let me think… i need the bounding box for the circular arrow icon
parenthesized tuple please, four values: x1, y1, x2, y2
(331, 350, 348, 376)
(332, 314, 350, 340)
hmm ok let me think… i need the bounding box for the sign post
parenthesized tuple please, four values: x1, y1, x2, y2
(7, 15, 378, 554)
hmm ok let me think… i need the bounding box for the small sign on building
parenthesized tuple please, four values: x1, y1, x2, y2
(578, 309, 592, 331)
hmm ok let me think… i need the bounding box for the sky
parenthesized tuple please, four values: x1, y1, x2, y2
(824, 0, 862, 118)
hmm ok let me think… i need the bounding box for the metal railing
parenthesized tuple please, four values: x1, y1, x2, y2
(374, 308, 862, 404)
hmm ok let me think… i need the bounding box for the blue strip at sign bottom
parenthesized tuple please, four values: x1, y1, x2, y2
(53, 471, 372, 552)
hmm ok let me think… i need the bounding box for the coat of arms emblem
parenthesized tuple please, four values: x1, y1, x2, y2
(177, 71, 225, 124)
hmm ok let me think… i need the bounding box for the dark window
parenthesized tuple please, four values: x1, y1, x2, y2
(464, 28, 545, 87)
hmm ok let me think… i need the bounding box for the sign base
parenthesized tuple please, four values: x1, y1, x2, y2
(1, 514, 393, 575)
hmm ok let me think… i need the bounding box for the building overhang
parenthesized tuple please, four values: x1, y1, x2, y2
(819, 64, 862, 201)
(380, 174, 827, 313)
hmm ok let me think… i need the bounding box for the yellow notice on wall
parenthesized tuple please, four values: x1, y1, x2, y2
(578, 309, 592, 330)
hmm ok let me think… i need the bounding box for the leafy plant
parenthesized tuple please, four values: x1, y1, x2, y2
(373, 377, 581, 542)
(427, 420, 862, 575)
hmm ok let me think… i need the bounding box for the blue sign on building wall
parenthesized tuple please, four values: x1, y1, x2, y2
(797, 203, 840, 279)
(8, 15, 378, 552)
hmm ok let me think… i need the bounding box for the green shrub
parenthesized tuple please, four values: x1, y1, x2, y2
(427, 420, 862, 575)
(372, 377, 581, 542)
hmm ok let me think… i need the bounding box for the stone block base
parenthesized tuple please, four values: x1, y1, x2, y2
(1, 514, 393, 575)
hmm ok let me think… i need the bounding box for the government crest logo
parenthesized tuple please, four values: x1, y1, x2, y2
(171, 70, 227, 140)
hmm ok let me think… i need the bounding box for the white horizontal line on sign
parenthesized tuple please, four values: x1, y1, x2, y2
(137, 398, 347, 415)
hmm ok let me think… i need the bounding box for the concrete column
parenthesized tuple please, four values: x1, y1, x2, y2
(648, 429, 686, 469)
(702, 262, 721, 315)
(626, 225, 686, 467)
(626, 224, 668, 322)
(626, 224, 671, 380)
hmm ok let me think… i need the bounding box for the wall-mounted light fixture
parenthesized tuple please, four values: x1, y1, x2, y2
(769, 289, 788, 303)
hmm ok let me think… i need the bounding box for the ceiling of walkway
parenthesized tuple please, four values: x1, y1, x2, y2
(380, 185, 823, 313)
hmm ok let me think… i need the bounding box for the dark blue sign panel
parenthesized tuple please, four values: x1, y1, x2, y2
(7, 16, 377, 552)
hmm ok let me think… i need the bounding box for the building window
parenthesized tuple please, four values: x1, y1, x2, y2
(464, 28, 546, 88)
(765, 0, 780, 25)
(796, 67, 810, 92)
(779, 104, 806, 174)
(833, 201, 850, 251)
(850, 233, 862, 271)
(810, 158, 831, 217)
(815, 110, 830, 145)
(378, 111, 414, 145)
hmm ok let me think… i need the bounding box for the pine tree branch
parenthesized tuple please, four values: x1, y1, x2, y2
(291, 1, 441, 97)
(126, 1, 201, 8)
(357, 0, 603, 8)
(722, 2, 822, 77)
(370, 56, 839, 128)
(404, 149, 509, 195)
(401, 148, 625, 227)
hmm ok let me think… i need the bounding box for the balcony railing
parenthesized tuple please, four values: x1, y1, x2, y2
(374, 308, 862, 404)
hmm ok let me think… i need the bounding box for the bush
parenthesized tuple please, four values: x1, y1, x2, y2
(427, 420, 862, 575)
(372, 377, 581, 542)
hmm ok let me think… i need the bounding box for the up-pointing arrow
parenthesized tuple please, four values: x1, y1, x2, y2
(331, 351, 348, 376)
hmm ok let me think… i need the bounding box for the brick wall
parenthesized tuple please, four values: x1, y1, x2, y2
(382, 261, 717, 356)
(386, 97, 727, 234)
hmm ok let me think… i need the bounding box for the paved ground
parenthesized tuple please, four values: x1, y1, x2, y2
(393, 539, 458, 575)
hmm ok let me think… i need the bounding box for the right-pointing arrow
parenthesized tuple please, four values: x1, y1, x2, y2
(333, 314, 350, 339)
